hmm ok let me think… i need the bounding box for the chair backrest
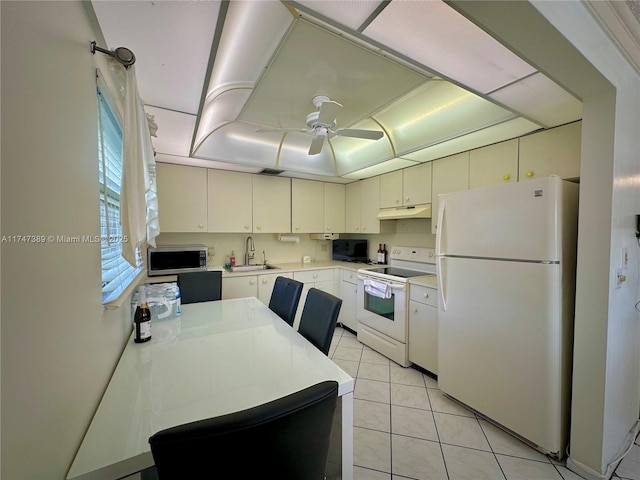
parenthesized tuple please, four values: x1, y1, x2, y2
(298, 288, 342, 356)
(149, 380, 338, 480)
(177, 271, 222, 304)
(268, 276, 303, 326)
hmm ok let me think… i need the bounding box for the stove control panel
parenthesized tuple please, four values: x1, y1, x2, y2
(390, 246, 436, 264)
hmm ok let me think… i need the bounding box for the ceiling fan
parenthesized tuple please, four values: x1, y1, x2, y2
(256, 95, 384, 155)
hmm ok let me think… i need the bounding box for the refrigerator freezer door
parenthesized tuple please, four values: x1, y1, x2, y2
(437, 176, 577, 262)
(438, 256, 572, 456)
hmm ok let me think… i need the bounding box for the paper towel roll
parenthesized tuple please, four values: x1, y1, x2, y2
(278, 235, 300, 243)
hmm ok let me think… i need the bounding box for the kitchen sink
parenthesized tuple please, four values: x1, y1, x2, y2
(229, 264, 280, 272)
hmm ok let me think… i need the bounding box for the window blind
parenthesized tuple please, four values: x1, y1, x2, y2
(98, 89, 142, 304)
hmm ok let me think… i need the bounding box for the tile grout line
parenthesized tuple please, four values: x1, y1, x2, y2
(476, 412, 509, 480)
(425, 377, 451, 480)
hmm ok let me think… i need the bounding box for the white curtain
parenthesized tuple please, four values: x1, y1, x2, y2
(120, 65, 159, 267)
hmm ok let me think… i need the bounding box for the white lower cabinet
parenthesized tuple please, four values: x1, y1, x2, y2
(257, 272, 293, 305)
(222, 276, 257, 300)
(408, 283, 438, 374)
(338, 269, 358, 332)
(293, 269, 336, 329)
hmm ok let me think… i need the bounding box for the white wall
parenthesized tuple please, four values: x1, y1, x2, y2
(1, 2, 134, 478)
(156, 218, 436, 266)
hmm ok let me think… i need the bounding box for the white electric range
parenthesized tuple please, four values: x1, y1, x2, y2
(356, 246, 436, 366)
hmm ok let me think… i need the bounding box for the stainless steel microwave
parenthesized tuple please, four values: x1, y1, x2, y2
(147, 245, 208, 276)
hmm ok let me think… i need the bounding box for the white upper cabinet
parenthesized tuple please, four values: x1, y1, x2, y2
(324, 182, 345, 233)
(156, 163, 208, 232)
(519, 121, 581, 181)
(346, 177, 382, 234)
(345, 181, 362, 234)
(469, 139, 518, 189)
(403, 162, 432, 206)
(253, 175, 291, 233)
(291, 179, 324, 233)
(360, 176, 381, 234)
(380, 163, 431, 208)
(208, 169, 252, 233)
(379, 170, 403, 208)
(431, 152, 469, 234)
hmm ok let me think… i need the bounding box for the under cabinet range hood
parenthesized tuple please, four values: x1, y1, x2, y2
(377, 204, 432, 220)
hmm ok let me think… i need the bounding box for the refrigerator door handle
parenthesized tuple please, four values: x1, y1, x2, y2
(436, 196, 446, 256)
(437, 256, 447, 311)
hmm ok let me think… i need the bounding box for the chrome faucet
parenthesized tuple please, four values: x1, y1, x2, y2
(245, 236, 255, 265)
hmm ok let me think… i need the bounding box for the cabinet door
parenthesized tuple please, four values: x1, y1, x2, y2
(324, 183, 345, 233)
(403, 162, 432, 206)
(338, 279, 358, 332)
(469, 139, 518, 189)
(431, 152, 469, 234)
(408, 300, 438, 374)
(222, 276, 257, 300)
(253, 176, 291, 233)
(291, 179, 324, 233)
(208, 170, 252, 233)
(360, 176, 380, 234)
(379, 170, 403, 208)
(156, 163, 208, 232)
(257, 272, 293, 305)
(345, 182, 362, 234)
(519, 121, 581, 181)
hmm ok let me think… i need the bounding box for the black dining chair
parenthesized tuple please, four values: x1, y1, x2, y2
(147, 380, 338, 480)
(176, 271, 222, 304)
(298, 288, 342, 356)
(268, 276, 303, 327)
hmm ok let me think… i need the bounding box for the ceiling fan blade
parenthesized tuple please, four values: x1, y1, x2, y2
(256, 127, 318, 139)
(256, 127, 308, 134)
(308, 136, 325, 155)
(317, 100, 342, 125)
(335, 128, 384, 140)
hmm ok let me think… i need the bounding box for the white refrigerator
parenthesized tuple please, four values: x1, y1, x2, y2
(435, 176, 579, 458)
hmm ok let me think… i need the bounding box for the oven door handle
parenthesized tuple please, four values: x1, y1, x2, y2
(357, 275, 406, 291)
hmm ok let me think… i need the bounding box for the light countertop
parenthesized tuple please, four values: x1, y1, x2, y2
(409, 275, 438, 288)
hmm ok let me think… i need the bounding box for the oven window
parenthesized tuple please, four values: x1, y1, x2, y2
(364, 292, 395, 321)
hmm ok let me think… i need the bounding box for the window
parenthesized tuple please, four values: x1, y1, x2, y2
(97, 88, 142, 304)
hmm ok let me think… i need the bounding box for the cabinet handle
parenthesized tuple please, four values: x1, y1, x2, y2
(250, 279, 256, 285)
(503, 173, 511, 181)
(405, 197, 410, 202)
(413, 307, 418, 313)
(295, 226, 300, 231)
(244, 225, 249, 230)
(198, 224, 204, 229)
(313, 274, 318, 279)
(424, 292, 429, 298)
(326, 226, 331, 231)
(526, 171, 534, 177)
(256, 225, 262, 230)
(262, 279, 268, 284)
(362, 226, 366, 231)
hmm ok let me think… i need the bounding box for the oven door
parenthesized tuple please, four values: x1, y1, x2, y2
(357, 275, 407, 343)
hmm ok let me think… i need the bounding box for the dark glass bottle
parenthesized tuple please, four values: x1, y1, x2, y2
(134, 286, 152, 343)
(382, 244, 388, 264)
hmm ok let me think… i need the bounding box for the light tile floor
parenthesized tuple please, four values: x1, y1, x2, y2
(329, 326, 640, 480)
